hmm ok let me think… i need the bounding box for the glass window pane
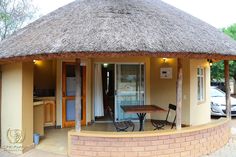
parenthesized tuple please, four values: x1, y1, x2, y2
(197, 67, 204, 101)
(66, 100, 75, 121)
(200, 69, 203, 75)
(197, 68, 200, 75)
(66, 65, 76, 96)
(116, 64, 145, 121)
(201, 77, 204, 100)
(197, 77, 201, 100)
(66, 77, 76, 96)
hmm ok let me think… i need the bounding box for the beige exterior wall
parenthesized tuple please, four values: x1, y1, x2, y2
(150, 58, 210, 126)
(150, 58, 177, 121)
(47, 57, 210, 127)
(22, 63, 34, 149)
(1, 62, 33, 154)
(150, 58, 191, 125)
(189, 59, 211, 125)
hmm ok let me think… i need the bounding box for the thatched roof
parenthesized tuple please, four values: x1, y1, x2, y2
(0, 0, 236, 61)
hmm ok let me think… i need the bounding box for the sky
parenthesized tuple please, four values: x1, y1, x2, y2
(33, 0, 236, 28)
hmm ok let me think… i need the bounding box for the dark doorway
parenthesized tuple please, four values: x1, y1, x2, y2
(95, 64, 115, 122)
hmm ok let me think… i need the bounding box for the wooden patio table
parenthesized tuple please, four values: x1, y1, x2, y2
(121, 105, 166, 131)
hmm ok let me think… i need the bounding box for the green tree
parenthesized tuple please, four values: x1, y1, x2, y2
(0, 0, 37, 40)
(211, 60, 224, 81)
(211, 24, 236, 81)
(222, 24, 236, 40)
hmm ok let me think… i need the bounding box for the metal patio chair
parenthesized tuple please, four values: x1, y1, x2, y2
(151, 104, 176, 130)
(107, 106, 135, 132)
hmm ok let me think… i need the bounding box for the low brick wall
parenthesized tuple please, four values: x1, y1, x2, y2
(68, 118, 230, 157)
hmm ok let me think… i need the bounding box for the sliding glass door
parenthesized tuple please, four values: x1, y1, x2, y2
(115, 64, 145, 121)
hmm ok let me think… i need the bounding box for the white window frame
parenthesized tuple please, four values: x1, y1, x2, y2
(197, 67, 205, 102)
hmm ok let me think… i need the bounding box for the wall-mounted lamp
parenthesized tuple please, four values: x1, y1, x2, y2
(103, 63, 108, 68)
(33, 60, 42, 65)
(207, 59, 213, 66)
(163, 58, 167, 63)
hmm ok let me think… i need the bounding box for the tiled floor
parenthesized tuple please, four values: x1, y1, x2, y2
(0, 149, 67, 157)
(35, 128, 70, 155)
(36, 121, 168, 155)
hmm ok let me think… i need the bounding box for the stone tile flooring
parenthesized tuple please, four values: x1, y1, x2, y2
(35, 128, 69, 155)
(0, 149, 67, 157)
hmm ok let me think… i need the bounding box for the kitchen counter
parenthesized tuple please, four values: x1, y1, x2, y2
(34, 96, 56, 101)
(33, 100, 44, 106)
(33, 97, 56, 136)
(34, 104, 44, 136)
(33, 97, 55, 106)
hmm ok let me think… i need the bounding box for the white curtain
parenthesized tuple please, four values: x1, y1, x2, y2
(94, 64, 104, 117)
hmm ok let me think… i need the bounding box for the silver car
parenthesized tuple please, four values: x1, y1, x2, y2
(211, 86, 236, 116)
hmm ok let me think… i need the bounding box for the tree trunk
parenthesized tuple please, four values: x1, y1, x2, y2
(176, 58, 183, 130)
(75, 59, 82, 131)
(224, 60, 231, 119)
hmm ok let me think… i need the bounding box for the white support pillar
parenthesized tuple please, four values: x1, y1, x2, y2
(224, 60, 231, 119)
(176, 58, 183, 130)
(75, 59, 82, 131)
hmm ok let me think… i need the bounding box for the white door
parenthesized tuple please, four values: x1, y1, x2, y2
(115, 64, 145, 121)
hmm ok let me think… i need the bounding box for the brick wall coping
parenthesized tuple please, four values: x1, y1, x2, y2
(68, 118, 229, 138)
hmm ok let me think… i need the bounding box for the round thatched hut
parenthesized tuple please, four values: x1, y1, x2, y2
(0, 0, 236, 61)
(0, 0, 235, 156)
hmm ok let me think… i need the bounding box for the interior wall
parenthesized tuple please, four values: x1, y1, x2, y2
(34, 60, 55, 90)
(189, 59, 211, 125)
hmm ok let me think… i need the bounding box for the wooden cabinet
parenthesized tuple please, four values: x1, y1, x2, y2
(33, 103, 44, 136)
(44, 100, 56, 127)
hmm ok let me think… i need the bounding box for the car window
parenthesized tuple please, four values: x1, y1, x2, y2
(211, 88, 225, 97)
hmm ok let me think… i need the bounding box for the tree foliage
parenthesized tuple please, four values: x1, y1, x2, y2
(0, 0, 37, 40)
(222, 24, 236, 40)
(211, 24, 236, 81)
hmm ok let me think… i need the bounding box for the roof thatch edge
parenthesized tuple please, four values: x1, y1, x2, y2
(0, 51, 235, 64)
